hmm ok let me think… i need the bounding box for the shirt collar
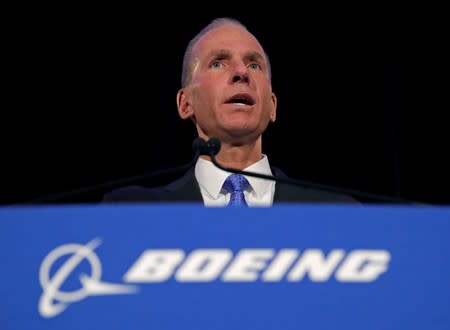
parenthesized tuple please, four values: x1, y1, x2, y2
(195, 155, 273, 200)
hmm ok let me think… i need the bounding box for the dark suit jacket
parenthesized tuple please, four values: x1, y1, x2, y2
(102, 166, 358, 204)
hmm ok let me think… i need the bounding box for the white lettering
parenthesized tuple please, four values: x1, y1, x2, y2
(287, 249, 345, 281)
(335, 250, 390, 282)
(222, 249, 274, 281)
(262, 249, 299, 281)
(175, 249, 232, 281)
(124, 250, 184, 282)
(121, 248, 390, 283)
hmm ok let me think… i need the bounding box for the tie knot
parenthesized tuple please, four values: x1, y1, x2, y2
(223, 174, 250, 193)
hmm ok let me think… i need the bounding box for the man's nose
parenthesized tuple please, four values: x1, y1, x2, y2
(231, 64, 249, 83)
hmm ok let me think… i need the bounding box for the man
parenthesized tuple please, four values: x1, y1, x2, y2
(103, 17, 357, 206)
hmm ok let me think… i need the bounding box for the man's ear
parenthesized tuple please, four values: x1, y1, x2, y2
(270, 92, 277, 122)
(177, 88, 194, 120)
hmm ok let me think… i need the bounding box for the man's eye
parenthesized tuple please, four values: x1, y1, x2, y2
(211, 61, 223, 68)
(248, 63, 261, 70)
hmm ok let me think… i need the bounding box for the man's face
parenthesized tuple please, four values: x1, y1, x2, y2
(178, 24, 277, 144)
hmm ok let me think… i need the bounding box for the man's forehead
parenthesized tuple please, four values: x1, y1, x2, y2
(193, 24, 264, 58)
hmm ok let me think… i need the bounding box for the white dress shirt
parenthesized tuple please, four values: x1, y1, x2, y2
(194, 155, 276, 207)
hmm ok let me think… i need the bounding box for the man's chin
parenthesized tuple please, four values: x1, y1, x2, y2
(218, 128, 261, 144)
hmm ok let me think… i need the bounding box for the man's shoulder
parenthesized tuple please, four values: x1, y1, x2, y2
(101, 168, 202, 203)
(102, 184, 167, 202)
(271, 166, 360, 203)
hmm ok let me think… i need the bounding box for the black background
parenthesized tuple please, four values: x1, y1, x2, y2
(2, 6, 449, 205)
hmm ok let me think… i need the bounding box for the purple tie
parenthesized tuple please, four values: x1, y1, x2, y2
(223, 174, 250, 207)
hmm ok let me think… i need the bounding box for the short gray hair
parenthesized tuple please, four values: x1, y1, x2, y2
(180, 17, 272, 87)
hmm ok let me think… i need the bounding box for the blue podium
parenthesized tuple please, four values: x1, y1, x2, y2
(1, 203, 449, 330)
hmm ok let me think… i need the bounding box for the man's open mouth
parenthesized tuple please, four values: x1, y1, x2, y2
(225, 93, 255, 106)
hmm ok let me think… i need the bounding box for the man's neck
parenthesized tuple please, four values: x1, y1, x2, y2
(201, 141, 262, 170)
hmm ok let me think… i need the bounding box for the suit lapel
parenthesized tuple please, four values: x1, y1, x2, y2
(163, 168, 204, 202)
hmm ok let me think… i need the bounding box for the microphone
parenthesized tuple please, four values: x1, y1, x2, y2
(199, 137, 422, 204)
(192, 137, 221, 157)
(14, 140, 206, 205)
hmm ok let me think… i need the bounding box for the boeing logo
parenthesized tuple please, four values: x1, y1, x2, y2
(39, 238, 391, 318)
(38, 238, 137, 318)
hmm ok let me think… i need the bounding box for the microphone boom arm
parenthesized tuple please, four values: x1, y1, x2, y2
(205, 141, 422, 205)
